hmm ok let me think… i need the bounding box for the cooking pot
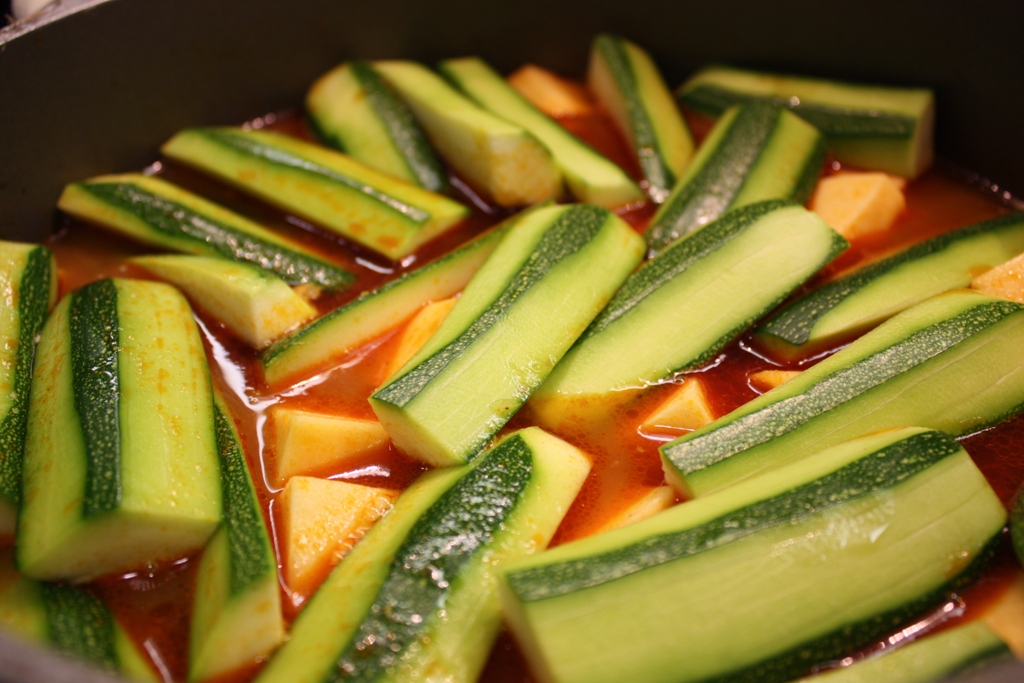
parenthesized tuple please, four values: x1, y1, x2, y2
(1, 1, 1023, 681)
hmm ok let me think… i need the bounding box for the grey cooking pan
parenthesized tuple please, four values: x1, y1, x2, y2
(1, 1, 1023, 681)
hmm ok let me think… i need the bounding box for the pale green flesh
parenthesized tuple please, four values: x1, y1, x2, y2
(796, 621, 1010, 683)
(677, 65, 934, 177)
(370, 204, 645, 466)
(373, 60, 562, 207)
(306, 61, 446, 191)
(161, 128, 469, 260)
(757, 212, 1024, 354)
(18, 279, 222, 581)
(662, 290, 1024, 497)
(588, 35, 694, 203)
(534, 202, 844, 398)
(189, 399, 282, 682)
(501, 428, 1006, 683)
(440, 57, 643, 209)
(261, 221, 511, 387)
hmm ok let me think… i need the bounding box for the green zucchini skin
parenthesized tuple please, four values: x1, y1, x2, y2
(161, 128, 469, 260)
(500, 427, 1006, 683)
(644, 102, 826, 253)
(757, 211, 1024, 356)
(532, 200, 846, 403)
(793, 621, 1011, 683)
(18, 278, 223, 582)
(588, 34, 694, 203)
(0, 550, 157, 681)
(370, 203, 645, 467)
(189, 397, 283, 682)
(307, 60, 448, 192)
(662, 290, 1024, 497)
(261, 219, 513, 387)
(57, 174, 354, 290)
(0, 242, 56, 531)
(255, 427, 590, 683)
(439, 56, 644, 209)
(677, 65, 935, 178)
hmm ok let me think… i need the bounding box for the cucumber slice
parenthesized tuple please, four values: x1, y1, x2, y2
(0, 550, 157, 681)
(645, 102, 826, 252)
(255, 426, 590, 683)
(662, 290, 1024, 497)
(131, 254, 316, 350)
(439, 57, 643, 209)
(18, 279, 222, 581)
(370, 203, 645, 467)
(189, 396, 283, 682)
(757, 211, 1024, 357)
(678, 65, 935, 178)
(58, 173, 354, 290)
(373, 60, 563, 207)
(501, 427, 1006, 683)
(531, 200, 845, 411)
(161, 128, 470, 260)
(307, 60, 447, 192)
(0, 242, 56, 535)
(261, 219, 513, 387)
(794, 621, 1011, 683)
(587, 34, 695, 203)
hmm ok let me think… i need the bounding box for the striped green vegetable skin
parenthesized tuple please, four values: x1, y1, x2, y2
(18, 278, 222, 582)
(501, 427, 1006, 683)
(0, 242, 56, 537)
(644, 102, 825, 253)
(662, 290, 1024, 497)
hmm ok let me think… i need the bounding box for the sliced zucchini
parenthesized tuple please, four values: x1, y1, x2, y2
(58, 173, 354, 290)
(587, 34, 695, 203)
(373, 60, 563, 207)
(531, 201, 845, 417)
(189, 396, 283, 682)
(645, 102, 826, 252)
(0, 242, 56, 537)
(161, 128, 469, 260)
(131, 254, 316, 350)
(501, 427, 1006, 683)
(439, 57, 643, 209)
(261, 220, 511, 387)
(757, 211, 1024, 357)
(306, 60, 447, 192)
(662, 290, 1024, 497)
(0, 550, 157, 681)
(255, 426, 590, 683)
(18, 279, 222, 581)
(370, 203, 645, 467)
(678, 65, 935, 178)
(794, 621, 1011, 683)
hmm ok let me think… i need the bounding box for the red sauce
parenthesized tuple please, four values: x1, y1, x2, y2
(41, 102, 1024, 682)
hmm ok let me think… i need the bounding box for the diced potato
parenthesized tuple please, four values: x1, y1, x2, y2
(507, 64, 595, 118)
(983, 571, 1024, 658)
(641, 377, 715, 433)
(593, 486, 676, 534)
(810, 171, 907, 240)
(279, 476, 397, 598)
(973, 251, 1024, 303)
(749, 369, 802, 393)
(132, 255, 317, 349)
(271, 408, 390, 485)
(380, 297, 458, 382)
